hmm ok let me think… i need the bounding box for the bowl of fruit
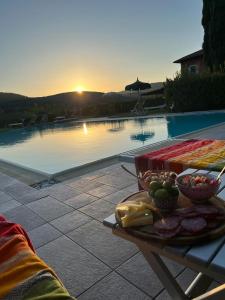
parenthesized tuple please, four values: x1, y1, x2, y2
(176, 173, 220, 203)
(140, 170, 179, 212)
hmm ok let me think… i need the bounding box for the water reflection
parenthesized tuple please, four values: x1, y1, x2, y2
(130, 118, 155, 144)
(107, 120, 125, 132)
(130, 131, 155, 144)
(0, 122, 83, 146)
(0, 128, 34, 146)
(83, 123, 88, 135)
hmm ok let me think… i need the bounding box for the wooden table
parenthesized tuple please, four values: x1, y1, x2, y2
(103, 168, 225, 300)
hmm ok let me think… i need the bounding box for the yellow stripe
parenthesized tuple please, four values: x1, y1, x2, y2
(0, 234, 59, 299)
(169, 141, 225, 168)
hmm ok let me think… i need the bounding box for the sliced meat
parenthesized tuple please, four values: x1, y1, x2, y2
(181, 217, 207, 233)
(157, 226, 181, 239)
(175, 207, 195, 216)
(154, 217, 179, 231)
(195, 205, 219, 216)
(167, 215, 183, 223)
(207, 221, 220, 229)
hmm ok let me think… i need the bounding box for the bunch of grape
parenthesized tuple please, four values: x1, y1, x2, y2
(141, 170, 179, 201)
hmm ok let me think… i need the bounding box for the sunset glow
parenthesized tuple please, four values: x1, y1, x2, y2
(0, 1, 203, 97)
(75, 86, 84, 94)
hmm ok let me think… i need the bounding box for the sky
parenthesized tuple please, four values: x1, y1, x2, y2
(0, 0, 203, 97)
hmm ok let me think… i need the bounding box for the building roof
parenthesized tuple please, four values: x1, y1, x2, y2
(173, 49, 203, 63)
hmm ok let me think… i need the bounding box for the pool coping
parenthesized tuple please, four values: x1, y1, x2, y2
(1, 114, 225, 184)
(78, 109, 225, 123)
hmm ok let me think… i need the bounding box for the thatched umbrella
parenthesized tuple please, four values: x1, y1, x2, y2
(125, 78, 151, 114)
(125, 77, 151, 91)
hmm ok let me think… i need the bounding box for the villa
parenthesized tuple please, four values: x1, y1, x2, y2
(174, 49, 205, 74)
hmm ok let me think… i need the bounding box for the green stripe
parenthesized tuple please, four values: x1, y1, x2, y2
(23, 277, 76, 300)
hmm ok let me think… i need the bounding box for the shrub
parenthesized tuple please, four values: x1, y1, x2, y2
(165, 72, 225, 112)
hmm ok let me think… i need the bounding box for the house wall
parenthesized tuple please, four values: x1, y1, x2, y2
(181, 57, 205, 74)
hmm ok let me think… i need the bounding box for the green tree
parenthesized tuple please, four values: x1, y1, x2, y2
(202, 0, 225, 71)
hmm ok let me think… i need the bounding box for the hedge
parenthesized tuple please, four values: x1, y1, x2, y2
(165, 72, 225, 112)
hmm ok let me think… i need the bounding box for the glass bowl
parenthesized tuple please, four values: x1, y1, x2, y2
(176, 173, 220, 203)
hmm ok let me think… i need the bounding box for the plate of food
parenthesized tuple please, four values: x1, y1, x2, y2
(115, 190, 225, 245)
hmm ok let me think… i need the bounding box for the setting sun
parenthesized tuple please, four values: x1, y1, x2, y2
(75, 86, 84, 94)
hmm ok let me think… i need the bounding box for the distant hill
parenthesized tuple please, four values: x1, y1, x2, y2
(0, 90, 136, 110)
(0, 91, 104, 111)
(0, 89, 165, 127)
(0, 92, 27, 103)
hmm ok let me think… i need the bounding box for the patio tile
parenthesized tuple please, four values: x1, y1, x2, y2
(29, 223, 62, 249)
(68, 220, 138, 268)
(0, 199, 21, 213)
(100, 163, 124, 175)
(123, 183, 139, 193)
(78, 272, 150, 300)
(44, 183, 81, 202)
(65, 178, 91, 189)
(4, 205, 45, 231)
(16, 189, 49, 204)
(95, 174, 135, 189)
(103, 163, 136, 177)
(80, 170, 105, 181)
(176, 268, 197, 289)
(65, 177, 103, 192)
(3, 181, 35, 198)
(76, 181, 104, 193)
(162, 257, 185, 277)
(79, 199, 115, 222)
(65, 193, 98, 209)
(0, 191, 14, 204)
(155, 289, 171, 300)
(102, 189, 134, 204)
(156, 268, 197, 299)
(117, 253, 164, 298)
(86, 185, 118, 198)
(50, 211, 92, 234)
(0, 173, 18, 190)
(37, 236, 111, 296)
(27, 196, 73, 221)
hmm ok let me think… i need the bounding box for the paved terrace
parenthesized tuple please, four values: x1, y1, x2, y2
(1, 122, 225, 299)
(0, 162, 222, 299)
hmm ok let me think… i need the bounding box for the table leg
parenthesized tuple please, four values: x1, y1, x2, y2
(138, 245, 189, 300)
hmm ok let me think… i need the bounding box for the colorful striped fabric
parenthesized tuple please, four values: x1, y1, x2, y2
(135, 139, 225, 175)
(0, 215, 75, 300)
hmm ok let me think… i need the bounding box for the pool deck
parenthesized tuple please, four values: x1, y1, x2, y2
(1, 122, 225, 299)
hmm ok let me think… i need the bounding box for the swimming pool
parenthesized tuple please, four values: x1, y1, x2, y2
(0, 112, 225, 174)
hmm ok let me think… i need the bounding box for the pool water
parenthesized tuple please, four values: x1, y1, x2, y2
(0, 112, 225, 174)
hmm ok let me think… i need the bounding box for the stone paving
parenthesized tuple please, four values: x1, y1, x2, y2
(0, 163, 221, 299)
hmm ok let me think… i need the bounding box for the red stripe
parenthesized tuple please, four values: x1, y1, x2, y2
(154, 139, 214, 161)
(135, 140, 196, 172)
(0, 217, 35, 252)
(140, 139, 200, 159)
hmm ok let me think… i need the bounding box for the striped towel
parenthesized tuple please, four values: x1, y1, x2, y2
(135, 139, 225, 175)
(0, 215, 75, 300)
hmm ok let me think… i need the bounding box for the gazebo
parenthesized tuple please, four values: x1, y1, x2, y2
(125, 78, 151, 114)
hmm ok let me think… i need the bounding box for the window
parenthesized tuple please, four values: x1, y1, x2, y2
(188, 65, 198, 74)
